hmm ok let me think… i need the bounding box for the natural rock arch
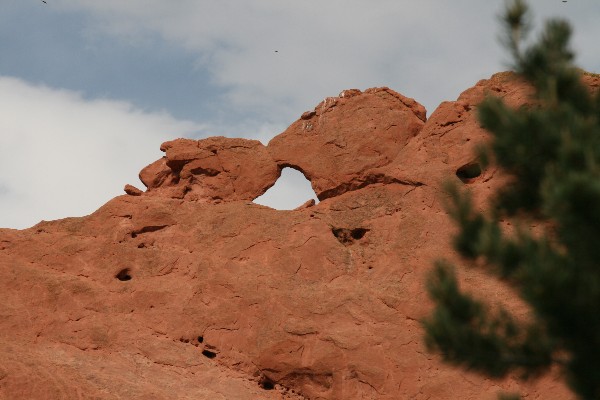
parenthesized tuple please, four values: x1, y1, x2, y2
(253, 167, 318, 210)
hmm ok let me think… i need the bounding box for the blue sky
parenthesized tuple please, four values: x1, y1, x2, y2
(1, 0, 598, 229)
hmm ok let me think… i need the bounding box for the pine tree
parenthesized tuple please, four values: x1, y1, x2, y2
(422, 1, 600, 399)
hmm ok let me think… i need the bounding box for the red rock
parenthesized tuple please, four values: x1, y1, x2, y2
(380, 71, 600, 191)
(139, 156, 175, 189)
(3, 73, 596, 399)
(293, 199, 315, 210)
(268, 87, 426, 200)
(139, 136, 280, 202)
(124, 184, 143, 196)
(374, 72, 534, 201)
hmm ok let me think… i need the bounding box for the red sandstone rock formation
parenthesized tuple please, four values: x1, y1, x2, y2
(2, 72, 598, 399)
(268, 87, 426, 200)
(138, 136, 280, 202)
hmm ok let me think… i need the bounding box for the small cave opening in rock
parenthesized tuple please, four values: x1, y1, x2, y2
(332, 227, 369, 245)
(259, 377, 275, 390)
(351, 228, 368, 240)
(197, 336, 204, 343)
(202, 349, 217, 359)
(456, 162, 482, 183)
(115, 268, 132, 281)
(253, 167, 319, 210)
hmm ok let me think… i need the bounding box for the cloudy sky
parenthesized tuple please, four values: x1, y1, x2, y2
(1, 0, 598, 229)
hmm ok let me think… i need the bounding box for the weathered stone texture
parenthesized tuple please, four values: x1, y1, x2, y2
(3, 72, 597, 399)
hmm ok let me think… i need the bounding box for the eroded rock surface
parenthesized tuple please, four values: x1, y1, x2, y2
(268, 87, 426, 200)
(3, 72, 597, 400)
(139, 136, 280, 202)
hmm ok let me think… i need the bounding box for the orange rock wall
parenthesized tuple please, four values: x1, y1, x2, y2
(3, 73, 597, 399)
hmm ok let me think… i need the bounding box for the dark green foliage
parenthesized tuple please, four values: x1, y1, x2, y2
(423, 1, 600, 399)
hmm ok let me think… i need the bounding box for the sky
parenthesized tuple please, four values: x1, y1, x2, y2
(1, 0, 599, 229)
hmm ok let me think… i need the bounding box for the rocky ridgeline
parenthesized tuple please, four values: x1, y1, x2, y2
(2, 73, 598, 399)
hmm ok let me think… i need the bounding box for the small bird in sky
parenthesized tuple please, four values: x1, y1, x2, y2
(41, 0, 47, 3)
(275, 50, 279, 53)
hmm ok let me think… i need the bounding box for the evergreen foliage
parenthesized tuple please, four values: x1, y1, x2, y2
(423, 1, 600, 399)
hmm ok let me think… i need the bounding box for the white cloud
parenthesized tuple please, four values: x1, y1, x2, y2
(0, 76, 203, 229)
(53, 1, 508, 117)
(50, 1, 600, 119)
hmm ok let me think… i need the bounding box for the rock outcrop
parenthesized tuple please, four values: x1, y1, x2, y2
(139, 136, 280, 202)
(2, 72, 598, 400)
(268, 87, 426, 200)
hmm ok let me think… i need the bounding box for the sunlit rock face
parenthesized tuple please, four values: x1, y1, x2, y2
(3, 72, 597, 400)
(268, 87, 426, 201)
(138, 136, 280, 202)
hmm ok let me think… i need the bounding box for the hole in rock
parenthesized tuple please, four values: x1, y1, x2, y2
(456, 163, 482, 183)
(197, 336, 204, 343)
(259, 377, 275, 390)
(115, 268, 132, 281)
(253, 167, 319, 210)
(332, 227, 369, 245)
(202, 350, 217, 359)
(351, 228, 368, 240)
